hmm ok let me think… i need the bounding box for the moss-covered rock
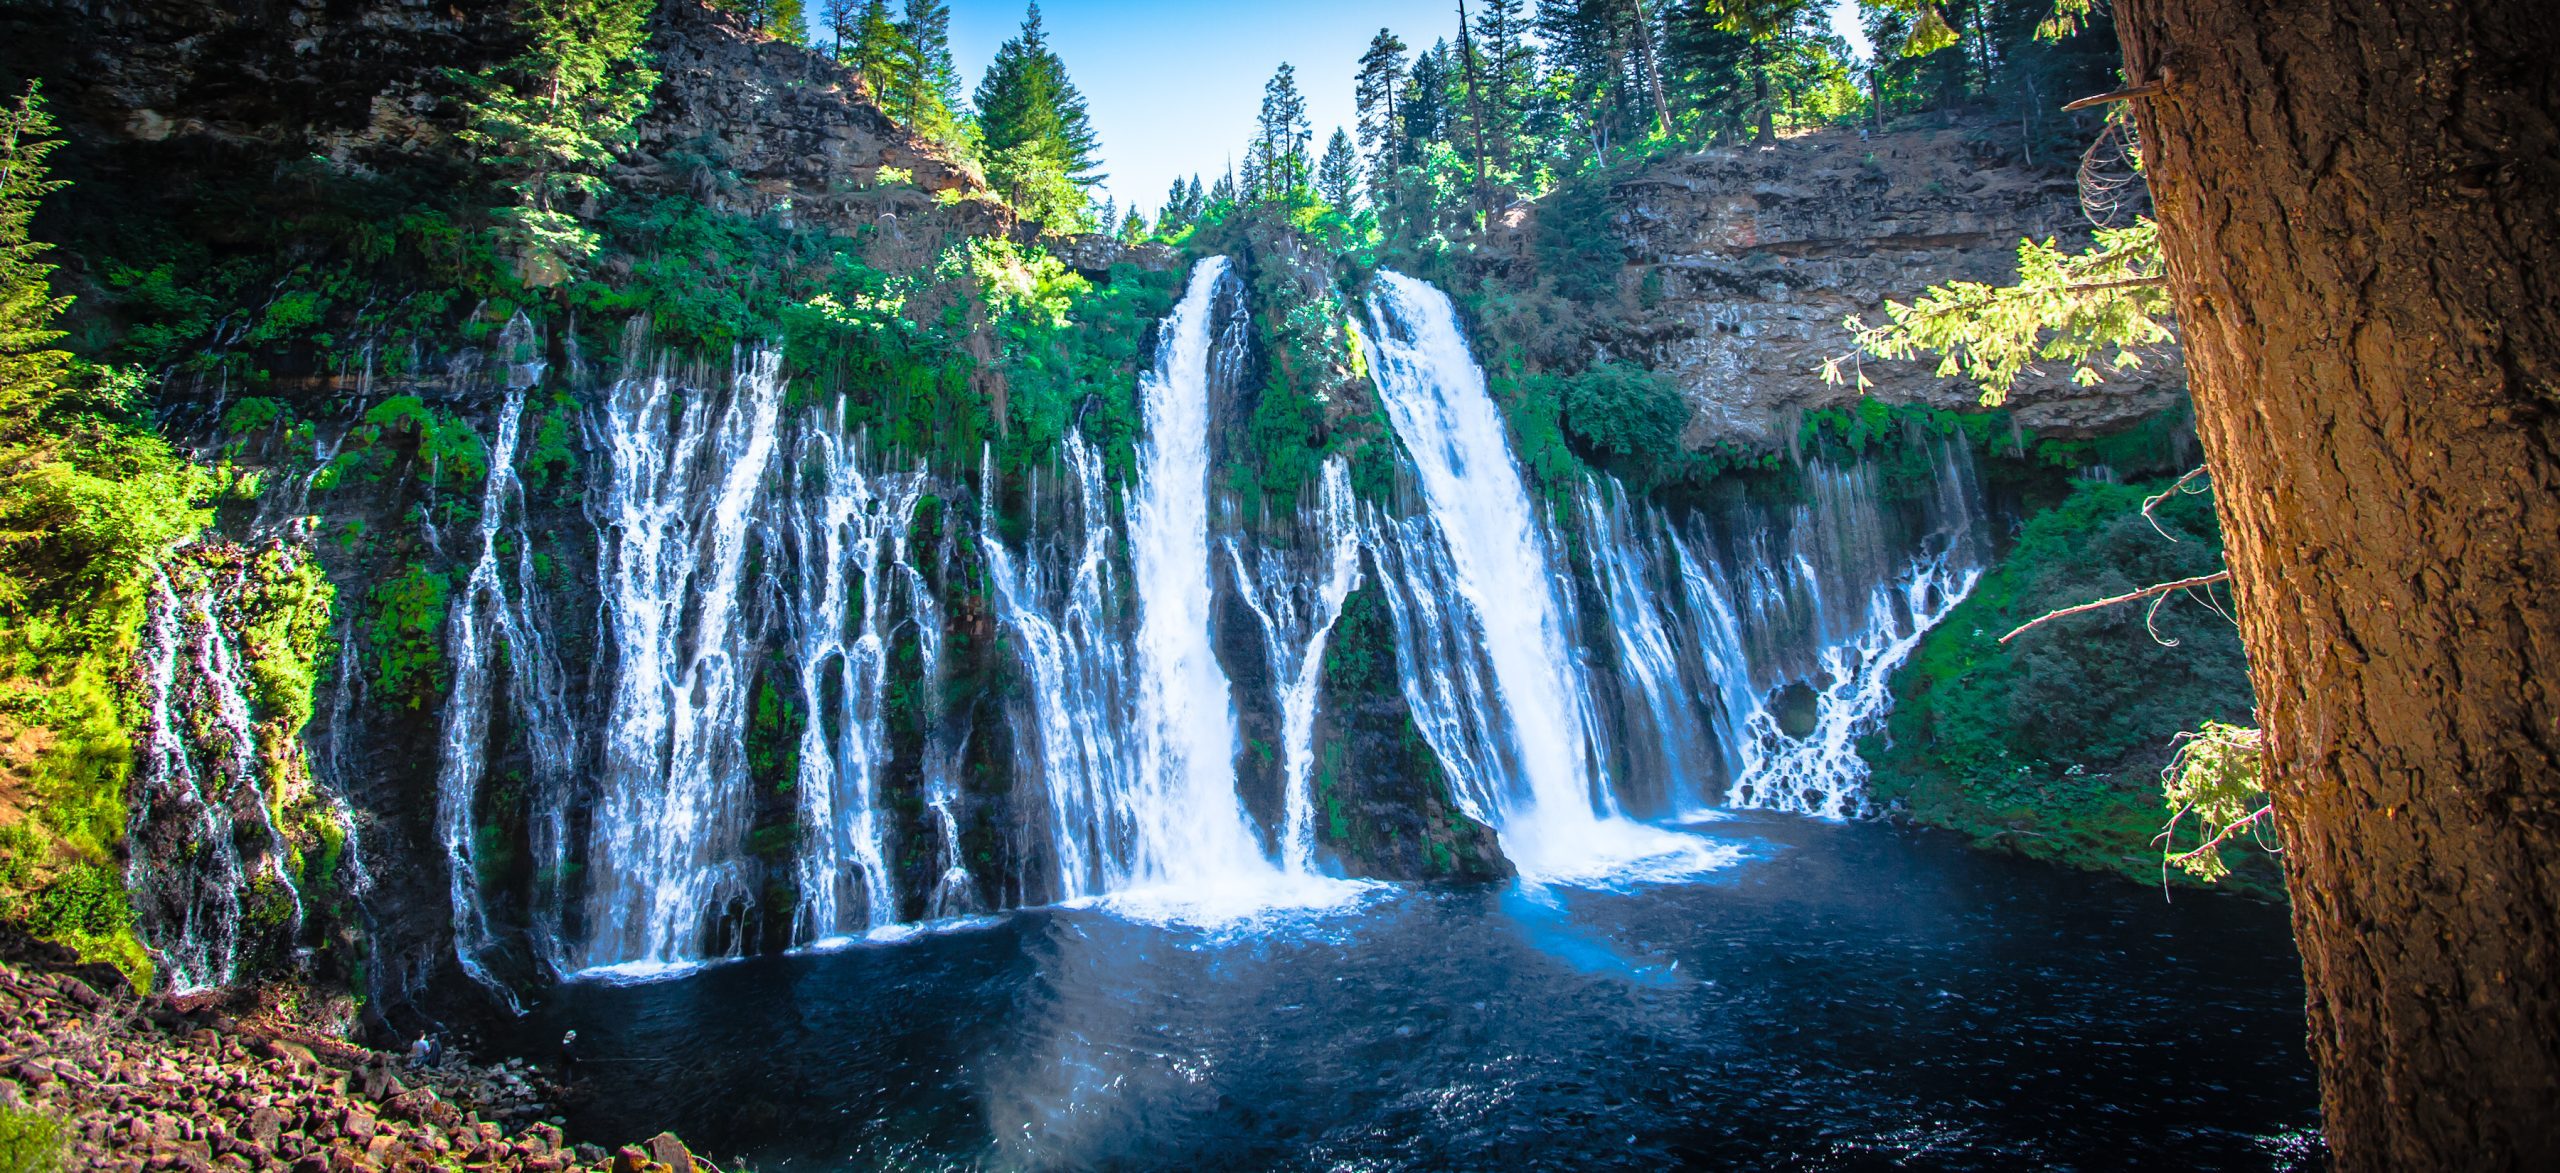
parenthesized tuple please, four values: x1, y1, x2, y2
(1307, 572, 1509, 883)
(1865, 477, 2276, 898)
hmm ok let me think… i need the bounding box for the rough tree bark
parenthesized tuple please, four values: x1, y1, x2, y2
(2108, 2, 2560, 1168)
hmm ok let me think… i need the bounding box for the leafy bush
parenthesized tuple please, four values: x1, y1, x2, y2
(1558, 361, 1691, 484)
(15, 862, 130, 937)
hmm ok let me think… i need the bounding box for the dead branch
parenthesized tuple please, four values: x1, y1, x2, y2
(2063, 69, 2175, 112)
(2142, 465, 2210, 540)
(1999, 571, 2234, 644)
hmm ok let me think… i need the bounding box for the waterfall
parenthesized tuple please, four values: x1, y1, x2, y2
(578, 350, 785, 973)
(1108, 256, 1288, 907)
(1574, 476, 1721, 816)
(432, 317, 586, 992)
(783, 412, 926, 943)
(432, 380, 530, 1004)
(982, 433, 1136, 901)
(127, 557, 310, 993)
(1361, 273, 1727, 881)
(1715, 437, 1988, 817)
(1227, 457, 1365, 875)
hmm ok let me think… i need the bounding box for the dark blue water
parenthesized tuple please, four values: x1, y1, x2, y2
(521, 816, 2319, 1170)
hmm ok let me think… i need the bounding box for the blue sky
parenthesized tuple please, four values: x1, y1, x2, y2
(862, 1, 1873, 217)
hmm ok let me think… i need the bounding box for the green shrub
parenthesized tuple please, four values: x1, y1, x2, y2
(0, 1106, 64, 1173)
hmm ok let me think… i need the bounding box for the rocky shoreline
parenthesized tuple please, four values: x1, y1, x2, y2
(0, 940, 717, 1172)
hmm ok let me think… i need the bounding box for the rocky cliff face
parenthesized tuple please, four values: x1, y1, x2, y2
(631, 0, 1004, 244)
(1502, 119, 2182, 447)
(3, 0, 1000, 237)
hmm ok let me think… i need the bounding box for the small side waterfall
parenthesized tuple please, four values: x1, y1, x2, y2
(983, 434, 1136, 902)
(579, 351, 786, 973)
(783, 412, 926, 943)
(432, 380, 530, 1003)
(1228, 457, 1365, 876)
(127, 550, 320, 993)
(1575, 476, 1722, 816)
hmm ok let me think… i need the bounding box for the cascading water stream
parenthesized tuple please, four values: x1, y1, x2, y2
(579, 351, 785, 973)
(1574, 476, 1721, 816)
(784, 413, 923, 943)
(1361, 272, 1726, 881)
(981, 434, 1135, 902)
(1113, 257, 1290, 908)
(128, 560, 310, 993)
(1227, 457, 1365, 876)
(432, 380, 532, 1004)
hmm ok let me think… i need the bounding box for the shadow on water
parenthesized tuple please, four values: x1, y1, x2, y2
(513, 815, 2319, 1171)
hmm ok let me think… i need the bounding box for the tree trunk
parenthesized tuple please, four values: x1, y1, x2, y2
(1456, 0, 1492, 222)
(2109, 2, 2560, 1168)
(1630, 0, 1671, 139)
(1750, 40, 1773, 144)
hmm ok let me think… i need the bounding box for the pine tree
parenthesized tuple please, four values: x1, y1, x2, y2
(892, 0, 962, 142)
(847, 0, 912, 103)
(456, 0, 660, 284)
(1355, 29, 1411, 175)
(1696, 0, 1820, 142)
(973, 3, 1105, 226)
(820, 0, 860, 52)
(1316, 127, 1360, 210)
(1207, 166, 1238, 208)
(1118, 206, 1146, 243)
(1253, 64, 1313, 201)
(715, 0, 805, 42)
(1472, 0, 1537, 175)
(0, 84, 70, 420)
(1400, 41, 1455, 163)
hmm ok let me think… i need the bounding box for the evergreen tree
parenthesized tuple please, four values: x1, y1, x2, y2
(1696, 0, 1822, 141)
(1118, 206, 1146, 243)
(820, 0, 861, 53)
(974, 3, 1105, 226)
(1539, 0, 1650, 163)
(715, 0, 807, 42)
(1253, 64, 1313, 201)
(1355, 29, 1410, 175)
(893, 0, 963, 142)
(456, 0, 660, 284)
(1207, 166, 1238, 208)
(1472, 0, 1537, 175)
(1399, 41, 1456, 164)
(0, 85, 70, 416)
(847, 0, 913, 103)
(1316, 128, 1360, 210)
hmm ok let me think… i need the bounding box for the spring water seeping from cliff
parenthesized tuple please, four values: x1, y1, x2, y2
(578, 350, 787, 975)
